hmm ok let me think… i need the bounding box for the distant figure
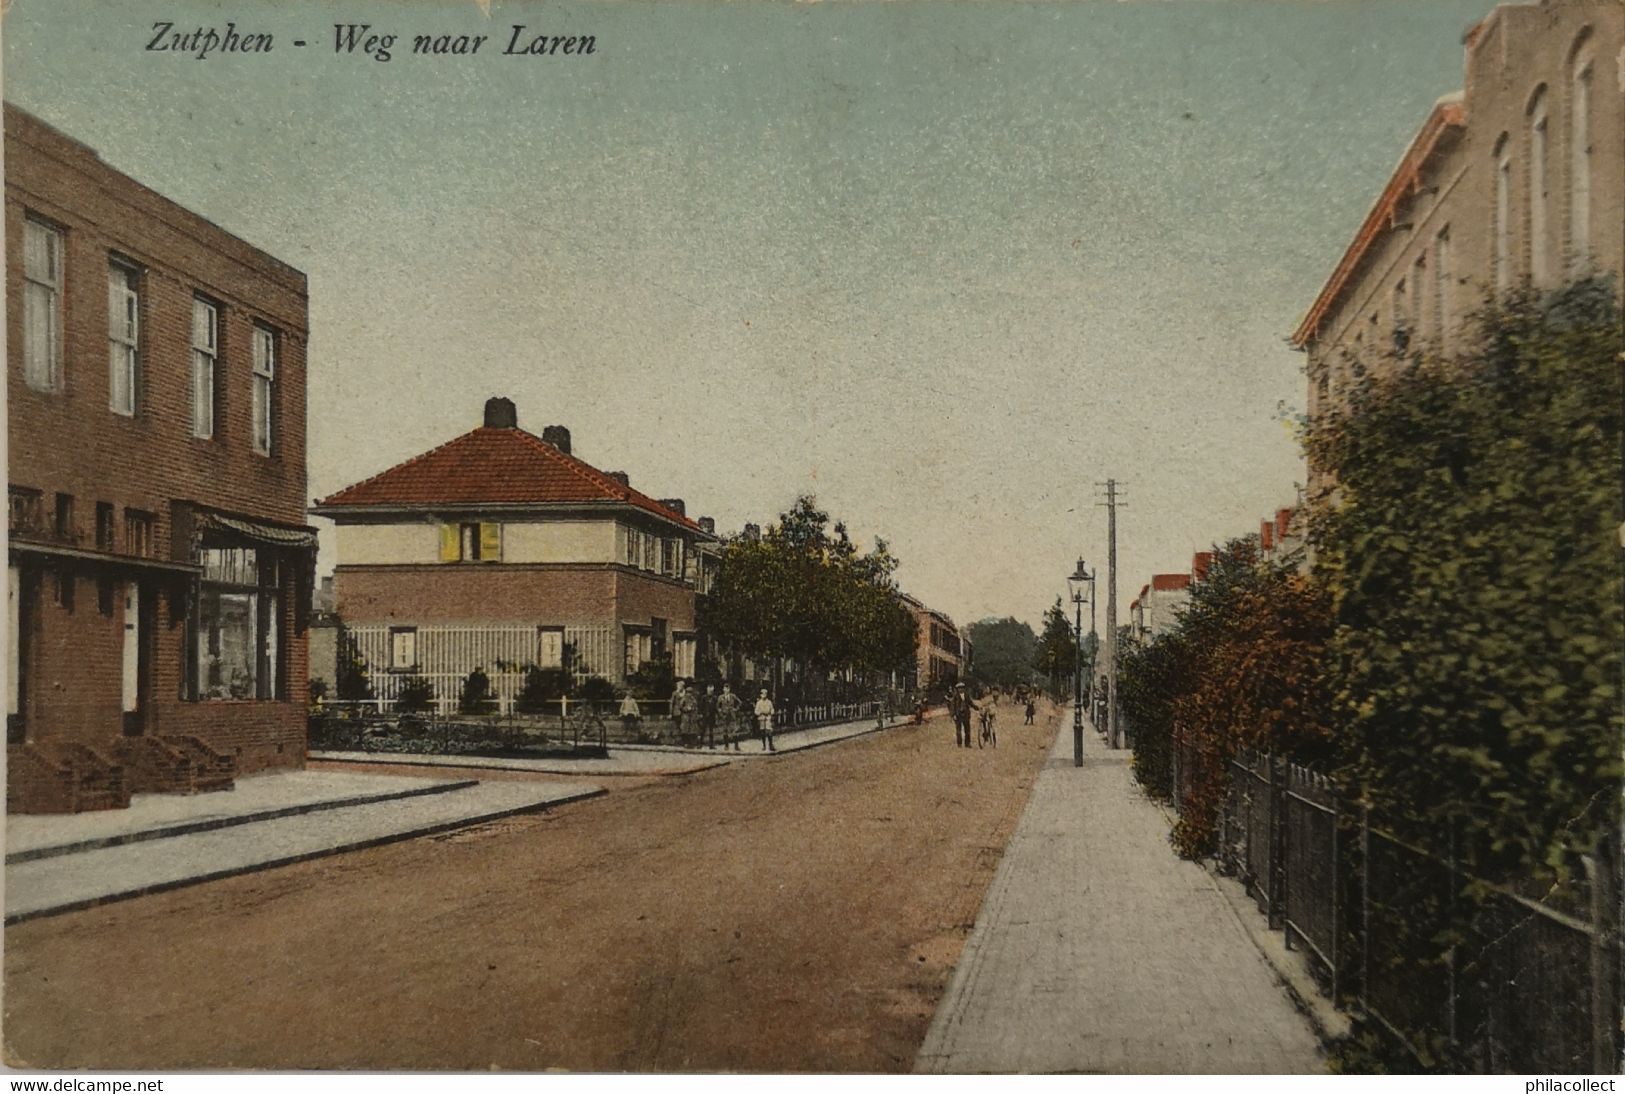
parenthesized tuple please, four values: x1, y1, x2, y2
(979, 703, 997, 749)
(668, 680, 686, 743)
(716, 684, 743, 751)
(676, 682, 701, 746)
(619, 692, 642, 736)
(950, 683, 973, 748)
(702, 684, 719, 748)
(755, 689, 777, 752)
(913, 696, 927, 725)
(1024, 695, 1036, 725)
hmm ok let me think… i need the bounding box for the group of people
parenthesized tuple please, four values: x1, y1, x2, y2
(626, 680, 779, 751)
(945, 683, 1040, 748)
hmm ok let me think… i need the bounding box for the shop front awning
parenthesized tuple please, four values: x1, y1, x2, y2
(9, 539, 202, 575)
(171, 501, 319, 559)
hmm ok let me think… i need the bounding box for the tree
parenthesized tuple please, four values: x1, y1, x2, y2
(965, 617, 1038, 688)
(1033, 598, 1078, 695)
(700, 495, 918, 682)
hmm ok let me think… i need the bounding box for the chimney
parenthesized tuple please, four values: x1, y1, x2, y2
(1260, 520, 1275, 551)
(541, 425, 571, 454)
(1276, 507, 1293, 540)
(658, 498, 686, 517)
(607, 471, 630, 488)
(483, 397, 518, 429)
(697, 516, 715, 535)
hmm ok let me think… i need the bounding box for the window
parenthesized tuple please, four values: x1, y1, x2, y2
(641, 532, 656, 571)
(124, 509, 155, 558)
(194, 546, 281, 700)
(108, 262, 141, 415)
(55, 570, 74, 612)
(23, 219, 63, 392)
(624, 628, 651, 673)
(650, 618, 668, 663)
(8, 488, 44, 537)
(388, 627, 417, 671)
(624, 526, 638, 565)
(53, 494, 74, 542)
(192, 298, 218, 439)
(1392, 279, 1410, 352)
(1433, 228, 1451, 350)
(537, 628, 565, 670)
(1494, 141, 1513, 294)
(1529, 89, 1551, 286)
(251, 325, 276, 455)
(1410, 258, 1425, 348)
(440, 522, 501, 562)
(661, 539, 678, 577)
(95, 503, 115, 551)
(1569, 57, 1592, 268)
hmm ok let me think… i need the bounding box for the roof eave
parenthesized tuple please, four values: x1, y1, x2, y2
(1290, 95, 1467, 349)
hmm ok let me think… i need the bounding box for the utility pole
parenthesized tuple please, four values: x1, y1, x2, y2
(1097, 479, 1125, 750)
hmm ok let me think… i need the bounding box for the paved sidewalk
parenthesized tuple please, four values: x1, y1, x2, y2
(7, 770, 472, 861)
(615, 712, 911, 757)
(313, 712, 915, 777)
(915, 711, 1324, 1074)
(6, 777, 603, 924)
(310, 749, 728, 778)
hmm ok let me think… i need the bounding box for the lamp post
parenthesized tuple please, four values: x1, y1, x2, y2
(1067, 558, 1095, 768)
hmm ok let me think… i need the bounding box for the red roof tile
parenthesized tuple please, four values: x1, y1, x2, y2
(315, 426, 702, 531)
(1152, 573, 1191, 592)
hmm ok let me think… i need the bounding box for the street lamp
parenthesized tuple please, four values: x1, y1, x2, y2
(1067, 557, 1095, 768)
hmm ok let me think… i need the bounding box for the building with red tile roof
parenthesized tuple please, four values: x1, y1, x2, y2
(311, 397, 718, 708)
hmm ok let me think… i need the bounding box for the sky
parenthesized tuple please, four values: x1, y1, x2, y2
(5, 0, 1503, 631)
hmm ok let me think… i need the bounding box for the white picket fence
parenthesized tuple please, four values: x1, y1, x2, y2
(347, 624, 621, 714)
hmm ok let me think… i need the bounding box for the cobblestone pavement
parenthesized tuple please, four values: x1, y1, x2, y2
(916, 712, 1326, 1074)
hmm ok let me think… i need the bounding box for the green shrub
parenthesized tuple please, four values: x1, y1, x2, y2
(515, 666, 572, 713)
(395, 675, 435, 713)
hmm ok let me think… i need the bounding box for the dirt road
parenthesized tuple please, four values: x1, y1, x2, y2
(5, 703, 1059, 1072)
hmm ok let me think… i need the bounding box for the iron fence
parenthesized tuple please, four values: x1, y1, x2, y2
(1207, 751, 1619, 1072)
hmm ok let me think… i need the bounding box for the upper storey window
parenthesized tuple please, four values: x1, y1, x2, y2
(1528, 88, 1552, 287)
(108, 261, 141, 416)
(23, 218, 63, 393)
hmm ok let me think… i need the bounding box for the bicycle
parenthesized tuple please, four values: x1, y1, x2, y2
(978, 707, 997, 749)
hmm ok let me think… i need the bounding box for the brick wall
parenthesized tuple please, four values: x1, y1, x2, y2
(6, 105, 309, 543)
(6, 105, 310, 788)
(335, 563, 698, 632)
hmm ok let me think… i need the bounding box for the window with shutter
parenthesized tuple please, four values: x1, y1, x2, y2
(479, 523, 502, 562)
(439, 524, 460, 562)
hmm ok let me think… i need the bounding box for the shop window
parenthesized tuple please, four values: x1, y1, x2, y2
(194, 546, 282, 700)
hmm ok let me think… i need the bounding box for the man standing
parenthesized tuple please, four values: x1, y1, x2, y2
(668, 679, 686, 744)
(717, 684, 743, 751)
(950, 683, 973, 748)
(755, 689, 777, 752)
(701, 684, 719, 749)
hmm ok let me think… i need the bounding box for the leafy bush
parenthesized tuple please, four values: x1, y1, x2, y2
(515, 665, 573, 713)
(625, 655, 676, 701)
(1307, 279, 1623, 881)
(395, 675, 436, 713)
(577, 676, 618, 705)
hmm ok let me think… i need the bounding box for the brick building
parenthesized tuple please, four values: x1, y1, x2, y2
(312, 398, 718, 710)
(900, 593, 966, 693)
(7, 105, 315, 812)
(1292, 0, 1623, 454)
